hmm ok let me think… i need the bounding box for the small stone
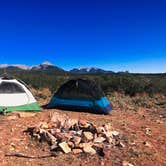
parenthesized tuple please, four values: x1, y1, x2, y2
(72, 136, 81, 145)
(76, 130, 83, 136)
(64, 118, 78, 129)
(104, 131, 119, 138)
(110, 131, 119, 136)
(67, 141, 75, 148)
(94, 137, 106, 143)
(122, 161, 134, 166)
(79, 142, 93, 148)
(59, 142, 71, 153)
(51, 144, 58, 150)
(40, 122, 49, 129)
(10, 147, 15, 151)
(143, 141, 152, 148)
(50, 129, 61, 136)
(47, 121, 58, 128)
(25, 146, 28, 150)
(130, 142, 136, 146)
(63, 133, 73, 140)
(83, 145, 96, 155)
(145, 128, 151, 135)
(33, 133, 41, 140)
(79, 119, 90, 128)
(119, 141, 125, 147)
(93, 143, 103, 149)
(106, 136, 113, 144)
(83, 132, 94, 141)
(54, 132, 65, 140)
(69, 130, 77, 135)
(103, 123, 113, 131)
(51, 113, 66, 126)
(160, 114, 166, 119)
(16, 112, 36, 118)
(156, 120, 163, 124)
(79, 119, 88, 126)
(72, 148, 83, 154)
(97, 127, 106, 134)
(10, 143, 16, 148)
(10, 128, 14, 132)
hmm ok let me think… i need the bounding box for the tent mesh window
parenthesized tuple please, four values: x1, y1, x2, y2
(0, 82, 25, 94)
(55, 79, 104, 100)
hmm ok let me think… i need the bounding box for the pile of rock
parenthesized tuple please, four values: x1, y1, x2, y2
(26, 113, 124, 156)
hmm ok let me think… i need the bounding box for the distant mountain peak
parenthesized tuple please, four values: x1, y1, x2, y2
(41, 61, 54, 66)
(0, 64, 30, 70)
(0, 61, 66, 74)
(70, 67, 114, 73)
(78, 67, 98, 71)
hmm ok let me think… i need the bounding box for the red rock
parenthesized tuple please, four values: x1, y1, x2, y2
(67, 141, 75, 148)
(83, 144, 96, 155)
(51, 113, 66, 126)
(83, 132, 94, 141)
(47, 121, 59, 128)
(63, 118, 78, 129)
(72, 136, 82, 145)
(97, 127, 106, 134)
(49, 129, 61, 136)
(63, 133, 73, 140)
(54, 132, 65, 140)
(72, 148, 83, 154)
(79, 142, 93, 148)
(79, 119, 88, 126)
(79, 119, 90, 128)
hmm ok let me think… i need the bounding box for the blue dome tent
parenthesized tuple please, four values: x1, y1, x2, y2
(47, 79, 112, 114)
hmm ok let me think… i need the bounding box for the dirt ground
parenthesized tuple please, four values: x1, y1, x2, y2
(0, 104, 165, 166)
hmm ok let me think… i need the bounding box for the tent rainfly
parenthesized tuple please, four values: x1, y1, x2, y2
(47, 79, 112, 114)
(0, 76, 41, 113)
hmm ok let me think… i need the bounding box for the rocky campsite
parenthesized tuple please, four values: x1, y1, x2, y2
(0, 88, 165, 166)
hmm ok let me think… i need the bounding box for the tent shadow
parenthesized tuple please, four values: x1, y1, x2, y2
(42, 104, 110, 115)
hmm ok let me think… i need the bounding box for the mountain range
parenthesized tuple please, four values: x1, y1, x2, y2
(0, 61, 113, 74)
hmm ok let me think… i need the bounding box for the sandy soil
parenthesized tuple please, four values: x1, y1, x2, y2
(0, 107, 165, 166)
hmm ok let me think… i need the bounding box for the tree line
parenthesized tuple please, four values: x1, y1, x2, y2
(0, 69, 165, 96)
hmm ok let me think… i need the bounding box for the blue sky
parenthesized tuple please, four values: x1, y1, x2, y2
(0, 0, 165, 73)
